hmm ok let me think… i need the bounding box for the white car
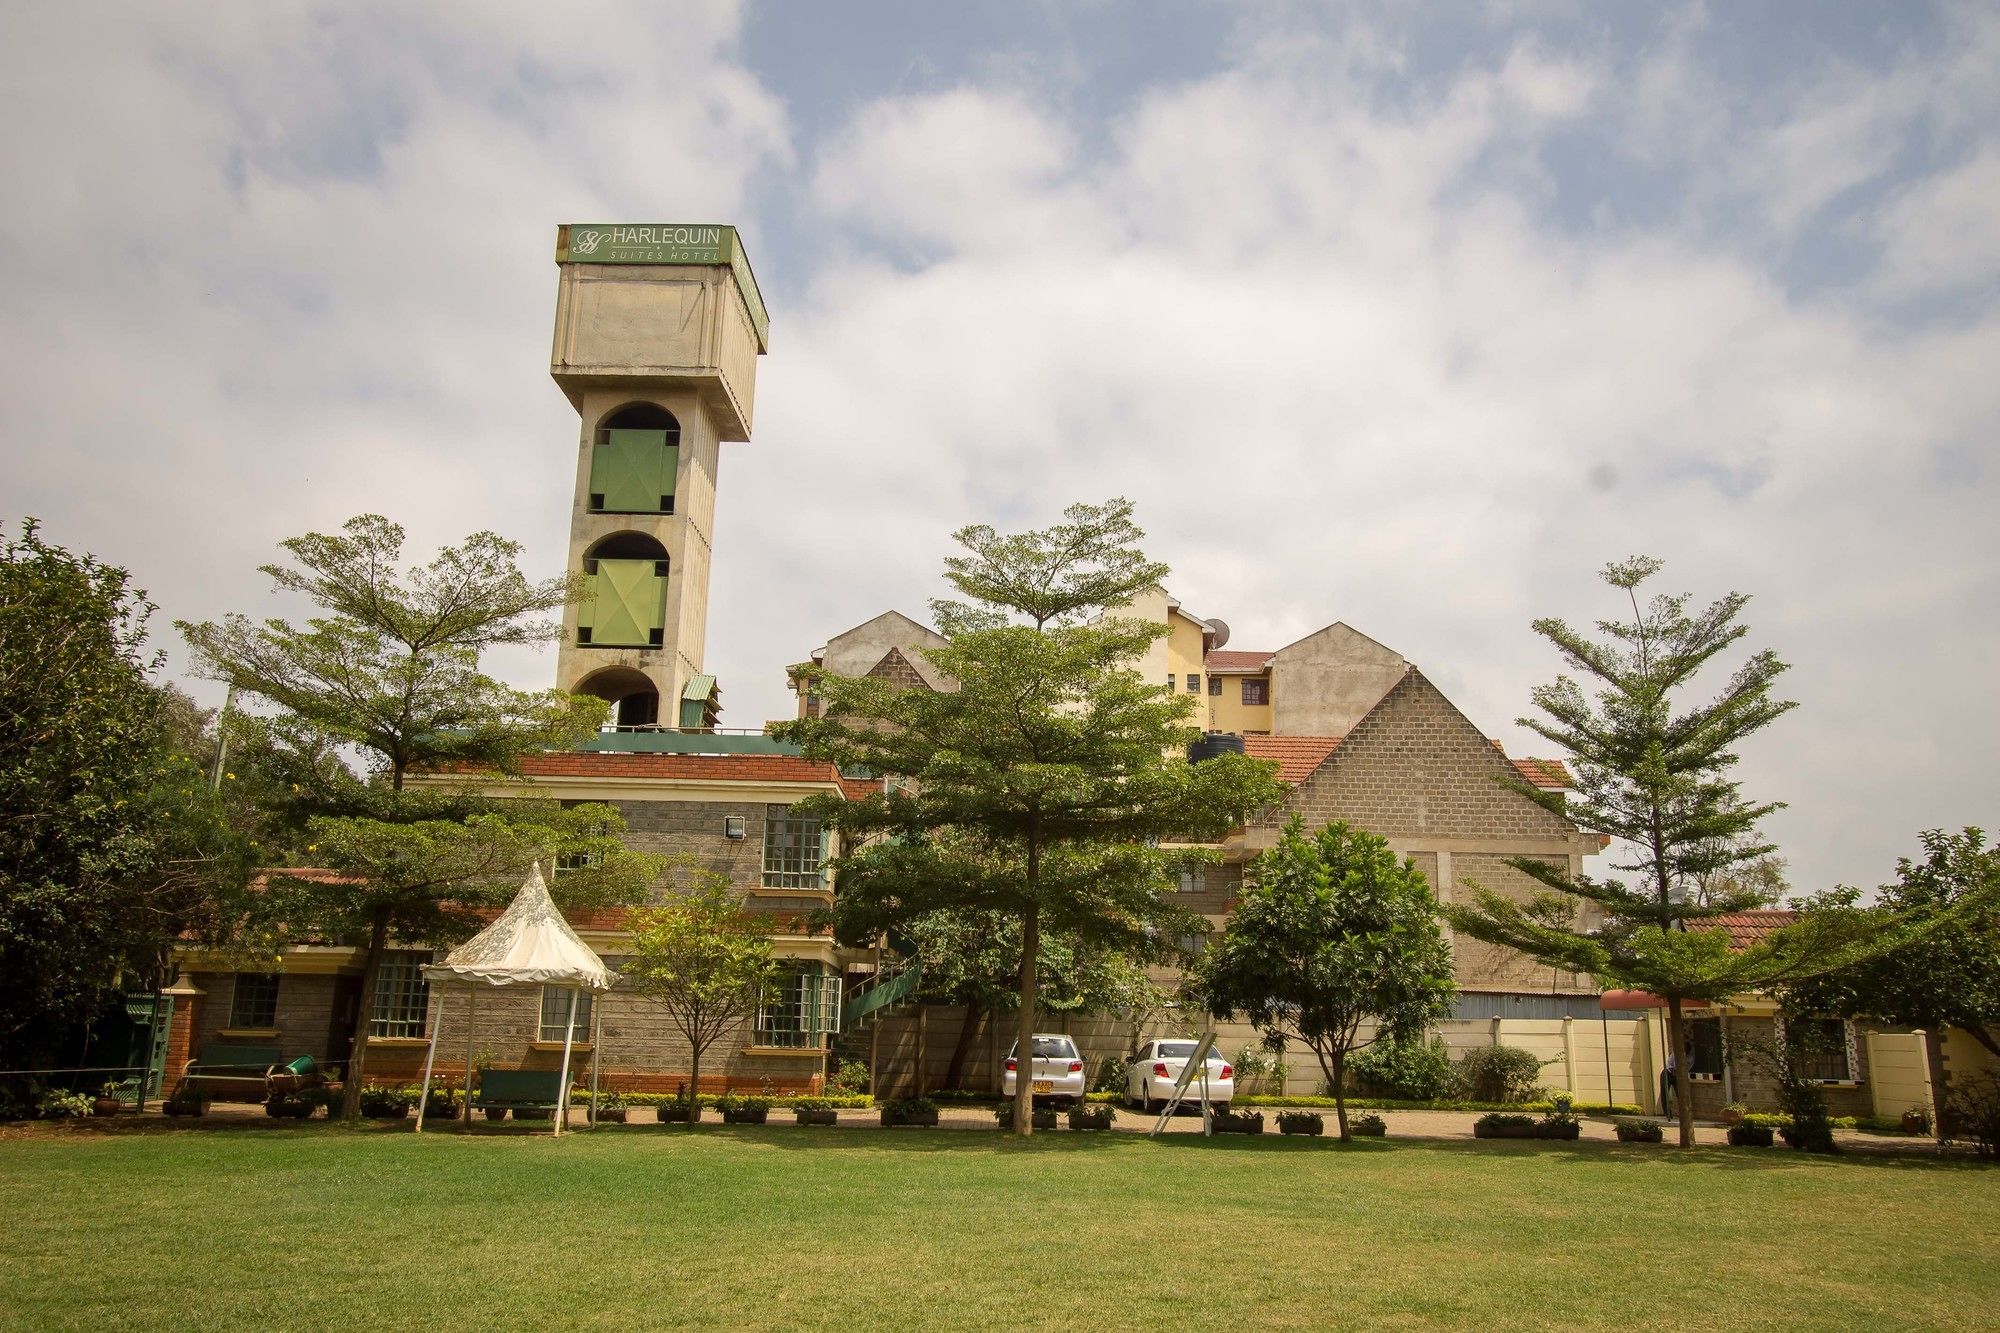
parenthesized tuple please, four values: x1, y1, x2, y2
(1002, 1034, 1089, 1106)
(1125, 1039, 1234, 1113)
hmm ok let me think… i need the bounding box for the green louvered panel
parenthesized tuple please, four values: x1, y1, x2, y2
(585, 560, 668, 646)
(589, 429, 678, 513)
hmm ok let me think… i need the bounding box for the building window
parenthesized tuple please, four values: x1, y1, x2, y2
(370, 951, 431, 1039)
(1689, 1017, 1724, 1080)
(538, 987, 594, 1042)
(763, 805, 825, 889)
(229, 973, 280, 1029)
(755, 964, 841, 1048)
(1241, 678, 1269, 706)
(1208, 676, 1222, 696)
(1185, 673, 1200, 692)
(1791, 1017, 1855, 1083)
(1177, 870, 1204, 894)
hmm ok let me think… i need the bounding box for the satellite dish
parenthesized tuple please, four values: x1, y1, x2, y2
(1204, 618, 1231, 649)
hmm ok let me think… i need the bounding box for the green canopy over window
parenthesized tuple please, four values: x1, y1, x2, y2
(578, 560, 668, 646)
(590, 429, 678, 513)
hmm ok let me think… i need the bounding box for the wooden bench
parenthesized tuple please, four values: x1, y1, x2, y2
(175, 1044, 286, 1101)
(473, 1069, 565, 1114)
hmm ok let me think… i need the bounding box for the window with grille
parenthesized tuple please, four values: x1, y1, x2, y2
(230, 973, 280, 1029)
(1241, 678, 1269, 706)
(762, 805, 825, 889)
(1207, 676, 1222, 696)
(1792, 1017, 1854, 1082)
(1177, 870, 1204, 894)
(755, 964, 842, 1048)
(1185, 673, 1200, 692)
(538, 987, 594, 1042)
(370, 951, 431, 1039)
(1689, 1017, 1724, 1079)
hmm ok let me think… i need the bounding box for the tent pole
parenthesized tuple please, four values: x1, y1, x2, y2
(587, 995, 603, 1127)
(413, 997, 441, 1134)
(462, 983, 478, 1125)
(554, 987, 579, 1138)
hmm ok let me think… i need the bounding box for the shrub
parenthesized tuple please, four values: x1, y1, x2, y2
(882, 1098, 940, 1126)
(1211, 1109, 1263, 1134)
(1943, 1072, 2000, 1159)
(1068, 1103, 1114, 1130)
(1727, 1123, 1774, 1147)
(1350, 1112, 1387, 1137)
(1536, 1092, 1581, 1139)
(1472, 1112, 1538, 1139)
(1614, 1118, 1663, 1143)
(826, 1059, 870, 1096)
(994, 1103, 1057, 1129)
(1091, 1056, 1127, 1094)
(1276, 1110, 1323, 1136)
(1457, 1045, 1545, 1104)
(358, 1085, 415, 1118)
(717, 1093, 772, 1124)
(37, 1090, 92, 1120)
(1347, 1035, 1460, 1102)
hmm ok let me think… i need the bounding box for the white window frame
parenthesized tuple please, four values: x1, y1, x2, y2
(754, 964, 842, 1048)
(538, 986, 593, 1043)
(370, 950, 431, 1039)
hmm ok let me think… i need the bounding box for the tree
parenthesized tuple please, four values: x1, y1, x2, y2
(1783, 828, 2000, 1061)
(776, 499, 1287, 1135)
(1193, 817, 1455, 1139)
(900, 904, 1169, 1092)
(179, 515, 645, 1118)
(0, 521, 247, 1065)
(623, 866, 777, 1114)
(1442, 556, 1878, 1147)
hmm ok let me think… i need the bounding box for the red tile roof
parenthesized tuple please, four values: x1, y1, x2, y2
(513, 751, 853, 788)
(1711, 909, 1798, 951)
(1510, 757, 1572, 789)
(1205, 649, 1273, 671)
(1241, 734, 1343, 784)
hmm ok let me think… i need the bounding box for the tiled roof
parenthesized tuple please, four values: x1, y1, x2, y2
(1510, 757, 1572, 789)
(1711, 909, 1798, 951)
(1241, 734, 1343, 784)
(1205, 649, 1273, 671)
(512, 751, 853, 787)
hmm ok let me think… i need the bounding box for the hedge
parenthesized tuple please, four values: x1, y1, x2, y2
(1235, 1095, 1643, 1115)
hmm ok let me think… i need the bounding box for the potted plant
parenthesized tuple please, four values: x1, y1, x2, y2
(1536, 1093, 1582, 1140)
(1277, 1110, 1324, 1136)
(92, 1083, 123, 1117)
(1212, 1108, 1264, 1135)
(1719, 1102, 1748, 1127)
(1067, 1103, 1114, 1131)
(719, 1093, 772, 1125)
(593, 1090, 628, 1124)
(1614, 1117, 1664, 1143)
(1901, 1106, 1933, 1136)
(37, 1089, 92, 1120)
(882, 1097, 941, 1127)
(994, 1102, 1057, 1130)
(421, 1084, 461, 1120)
(1727, 1122, 1775, 1147)
(1473, 1112, 1539, 1139)
(657, 1093, 702, 1124)
(792, 1096, 840, 1126)
(1350, 1112, 1387, 1137)
(359, 1086, 411, 1120)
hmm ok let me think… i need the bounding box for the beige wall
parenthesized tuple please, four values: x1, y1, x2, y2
(1207, 670, 1273, 734)
(1269, 622, 1408, 737)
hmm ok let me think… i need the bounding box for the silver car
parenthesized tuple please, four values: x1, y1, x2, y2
(1002, 1034, 1089, 1106)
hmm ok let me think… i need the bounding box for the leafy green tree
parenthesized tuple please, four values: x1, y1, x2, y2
(776, 500, 1287, 1134)
(900, 904, 1169, 1092)
(1443, 556, 1878, 1147)
(179, 515, 646, 1118)
(1193, 817, 1455, 1139)
(1783, 829, 2000, 1060)
(0, 521, 247, 1064)
(622, 866, 777, 1115)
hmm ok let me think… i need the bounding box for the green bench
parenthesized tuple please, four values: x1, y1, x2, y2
(173, 1044, 289, 1104)
(473, 1069, 566, 1115)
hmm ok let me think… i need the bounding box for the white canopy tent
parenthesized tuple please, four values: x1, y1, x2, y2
(413, 863, 615, 1135)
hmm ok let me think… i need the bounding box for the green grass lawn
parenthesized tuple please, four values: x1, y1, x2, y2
(3, 1124, 1995, 1331)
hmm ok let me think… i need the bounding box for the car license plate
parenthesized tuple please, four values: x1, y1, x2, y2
(1032, 1080, 1053, 1094)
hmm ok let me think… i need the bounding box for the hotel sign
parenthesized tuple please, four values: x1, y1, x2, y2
(556, 223, 768, 351)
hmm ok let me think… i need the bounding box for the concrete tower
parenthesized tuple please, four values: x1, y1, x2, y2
(549, 223, 768, 729)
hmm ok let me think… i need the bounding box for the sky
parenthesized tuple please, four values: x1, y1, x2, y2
(2, 1, 1995, 898)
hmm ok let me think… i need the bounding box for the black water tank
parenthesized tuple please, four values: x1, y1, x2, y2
(1188, 732, 1247, 764)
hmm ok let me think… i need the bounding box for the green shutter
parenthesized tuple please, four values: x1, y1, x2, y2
(583, 560, 668, 646)
(589, 429, 678, 513)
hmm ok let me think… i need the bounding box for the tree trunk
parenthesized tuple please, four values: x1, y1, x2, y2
(943, 1001, 983, 1093)
(688, 1039, 702, 1127)
(1665, 999, 1694, 1148)
(1013, 902, 1039, 1138)
(1331, 1047, 1349, 1141)
(340, 906, 392, 1122)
